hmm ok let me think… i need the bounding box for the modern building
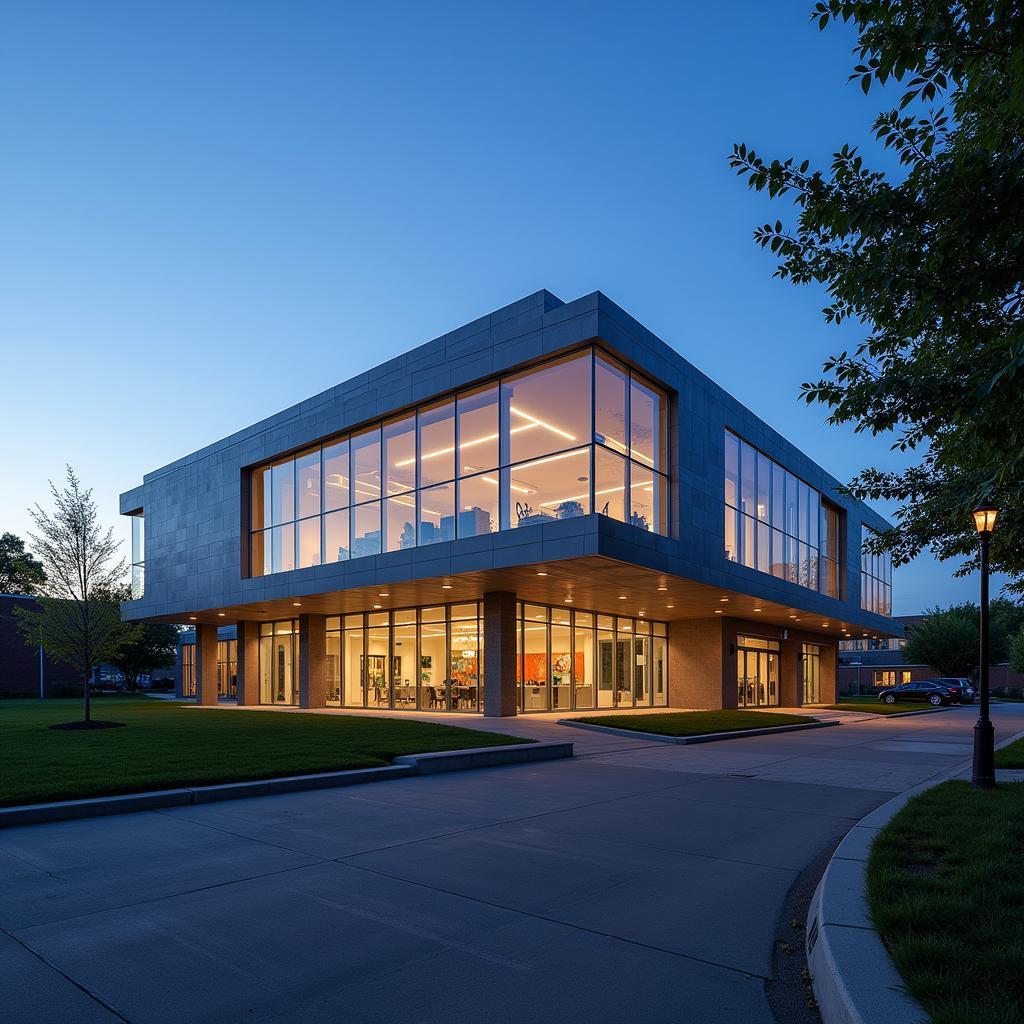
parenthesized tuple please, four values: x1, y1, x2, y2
(121, 289, 898, 716)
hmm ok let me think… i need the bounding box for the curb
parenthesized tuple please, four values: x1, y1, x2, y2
(807, 722, 1024, 1024)
(557, 718, 839, 744)
(0, 741, 570, 828)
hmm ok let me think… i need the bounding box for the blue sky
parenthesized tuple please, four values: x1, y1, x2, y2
(0, 0, 997, 612)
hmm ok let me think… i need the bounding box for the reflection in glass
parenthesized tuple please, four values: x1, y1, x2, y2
(351, 427, 382, 504)
(351, 501, 381, 558)
(271, 524, 295, 573)
(630, 377, 666, 471)
(594, 353, 627, 454)
(323, 509, 349, 563)
(418, 483, 455, 545)
(296, 449, 321, 519)
(457, 473, 498, 537)
(457, 386, 498, 476)
(271, 460, 295, 526)
(508, 448, 591, 528)
(594, 447, 625, 521)
(297, 517, 321, 568)
(630, 463, 665, 534)
(501, 352, 591, 465)
(385, 495, 417, 552)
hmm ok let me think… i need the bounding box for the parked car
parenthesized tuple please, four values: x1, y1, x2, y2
(933, 677, 975, 704)
(879, 680, 964, 706)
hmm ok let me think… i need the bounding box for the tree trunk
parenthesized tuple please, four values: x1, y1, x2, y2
(83, 665, 91, 722)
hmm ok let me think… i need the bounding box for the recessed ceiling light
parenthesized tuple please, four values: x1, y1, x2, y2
(217, 612, 225, 617)
(442, 584, 452, 590)
(189, 616, 197, 621)
(618, 595, 627, 600)
(536, 571, 548, 577)
(666, 604, 674, 609)
(789, 615, 797, 619)
(378, 592, 389, 597)
(753, 608, 763, 613)
(292, 602, 301, 607)
(564, 597, 573, 603)
(714, 609, 723, 614)
(373, 604, 382, 609)
(657, 586, 668, 592)
(822, 623, 830, 628)
(638, 611, 645, 617)
(720, 597, 729, 602)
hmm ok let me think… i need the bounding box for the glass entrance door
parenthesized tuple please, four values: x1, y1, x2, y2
(736, 638, 780, 708)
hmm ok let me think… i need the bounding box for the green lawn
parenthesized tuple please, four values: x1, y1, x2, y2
(570, 709, 809, 736)
(0, 699, 526, 807)
(867, 781, 1024, 1024)
(995, 735, 1024, 768)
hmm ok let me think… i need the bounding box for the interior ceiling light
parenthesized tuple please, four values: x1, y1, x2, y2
(378, 592, 389, 597)
(442, 584, 452, 590)
(189, 616, 197, 621)
(753, 607, 763, 613)
(618, 595, 627, 600)
(714, 609, 723, 614)
(292, 602, 301, 607)
(719, 597, 729, 602)
(536, 571, 548, 576)
(657, 586, 668, 591)
(666, 604, 674, 608)
(218, 612, 225, 617)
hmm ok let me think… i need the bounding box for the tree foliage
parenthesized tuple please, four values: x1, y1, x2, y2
(104, 585, 179, 691)
(0, 532, 46, 594)
(16, 467, 125, 721)
(902, 598, 1021, 675)
(1010, 626, 1024, 674)
(730, 1, 1024, 590)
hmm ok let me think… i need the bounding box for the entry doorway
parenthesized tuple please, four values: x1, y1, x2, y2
(736, 636, 780, 707)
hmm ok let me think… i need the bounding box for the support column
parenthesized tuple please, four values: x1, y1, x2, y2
(780, 639, 801, 707)
(236, 620, 259, 706)
(668, 619, 727, 709)
(195, 623, 218, 706)
(483, 591, 517, 717)
(820, 642, 838, 705)
(298, 613, 327, 709)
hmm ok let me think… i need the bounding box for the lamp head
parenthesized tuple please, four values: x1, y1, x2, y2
(973, 503, 999, 535)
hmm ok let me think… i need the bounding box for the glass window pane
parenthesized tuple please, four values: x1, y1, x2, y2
(419, 400, 456, 486)
(385, 495, 417, 552)
(725, 506, 738, 561)
(597, 626, 614, 707)
(630, 463, 666, 534)
(652, 635, 667, 706)
(756, 453, 771, 522)
(326, 633, 341, 704)
(724, 432, 739, 509)
(502, 351, 591, 465)
(457, 472, 499, 537)
(296, 449, 321, 519)
(771, 527, 786, 579)
(271, 523, 295, 573)
(323, 438, 350, 511)
(772, 463, 784, 533)
(508, 448, 590, 528)
(420, 606, 445, 622)
(351, 427, 382, 505)
(323, 509, 349, 563)
(419, 616, 446, 709)
(740, 442, 756, 516)
(551, 606, 571, 625)
(743, 514, 756, 569)
(297, 517, 321, 568)
(575, 611, 594, 627)
(595, 447, 626, 521)
(629, 376, 666, 472)
(252, 466, 272, 530)
(522, 612, 548, 711)
(418, 483, 455, 545)
(757, 521, 770, 574)
(251, 530, 268, 576)
(551, 623, 572, 710)
(343, 627, 363, 706)
(786, 471, 799, 536)
(383, 415, 416, 495)
(392, 624, 416, 707)
(271, 458, 295, 525)
(351, 501, 381, 558)
(366, 620, 389, 707)
(595, 352, 627, 455)
(457, 386, 498, 476)
(393, 607, 416, 625)
(525, 604, 548, 622)
(450, 602, 477, 621)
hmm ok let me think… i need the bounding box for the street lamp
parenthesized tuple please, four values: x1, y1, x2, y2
(972, 502, 999, 790)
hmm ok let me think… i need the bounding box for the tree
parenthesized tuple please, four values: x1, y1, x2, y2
(0, 532, 46, 594)
(729, 1, 1024, 591)
(105, 586, 179, 691)
(16, 467, 126, 723)
(903, 600, 1017, 676)
(1010, 627, 1024, 675)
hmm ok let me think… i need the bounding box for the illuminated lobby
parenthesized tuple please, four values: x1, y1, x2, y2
(122, 289, 897, 716)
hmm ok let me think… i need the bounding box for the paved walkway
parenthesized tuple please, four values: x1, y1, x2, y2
(2, 704, 1022, 1024)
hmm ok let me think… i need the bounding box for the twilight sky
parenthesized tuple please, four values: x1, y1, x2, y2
(0, 0, 999, 612)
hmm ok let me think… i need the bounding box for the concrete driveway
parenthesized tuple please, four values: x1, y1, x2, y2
(3, 703, 1022, 1024)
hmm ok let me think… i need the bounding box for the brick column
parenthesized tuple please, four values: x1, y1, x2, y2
(820, 642, 838, 705)
(668, 619, 727, 709)
(780, 638, 801, 707)
(195, 624, 218, 706)
(298, 613, 327, 709)
(236, 620, 259, 706)
(483, 591, 517, 717)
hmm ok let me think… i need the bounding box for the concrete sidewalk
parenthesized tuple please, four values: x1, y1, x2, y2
(2, 703, 1018, 1024)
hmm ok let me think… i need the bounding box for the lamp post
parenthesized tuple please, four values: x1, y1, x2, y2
(971, 503, 999, 791)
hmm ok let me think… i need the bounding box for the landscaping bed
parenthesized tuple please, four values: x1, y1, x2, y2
(569, 709, 808, 736)
(0, 699, 526, 807)
(995, 735, 1024, 769)
(866, 780, 1024, 1024)
(826, 701, 942, 715)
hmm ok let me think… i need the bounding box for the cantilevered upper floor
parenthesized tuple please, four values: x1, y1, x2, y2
(120, 289, 897, 643)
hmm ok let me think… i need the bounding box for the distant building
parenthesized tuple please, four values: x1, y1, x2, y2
(0, 593, 78, 696)
(838, 613, 1024, 693)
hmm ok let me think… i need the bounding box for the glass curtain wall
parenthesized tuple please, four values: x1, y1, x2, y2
(517, 602, 668, 713)
(181, 642, 196, 697)
(259, 621, 299, 705)
(802, 643, 821, 704)
(250, 348, 670, 577)
(130, 513, 145, 599)
(216, 640, 237, 697)
(724, 430, 842, 597)
(860, 526, 893, 615)
(319, 603, 484, 712)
